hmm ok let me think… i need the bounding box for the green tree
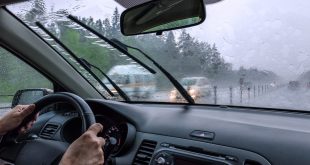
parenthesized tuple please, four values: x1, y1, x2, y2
(86, 17, 95, 28)
(111, 7, 121, 39)
(25, 0, 46, 22)
(165, 31, 179, 59)
(177, 30, 195, 57)
(103, 18, 112, 38)
(95, 19, 104, 34)
(112, 8, 120, 29)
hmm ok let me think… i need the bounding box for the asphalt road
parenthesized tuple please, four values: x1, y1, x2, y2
(249, 87, 310, 110)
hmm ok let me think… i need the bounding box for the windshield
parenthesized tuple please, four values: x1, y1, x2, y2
(181, 79, 197, 86)
(8, 0, 310, 111)
(108, 75, 130, 85)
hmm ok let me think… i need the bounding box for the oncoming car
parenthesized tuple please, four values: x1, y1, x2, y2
(288, 81, 300, 90)
(1, 0, 310, 165)
(103, 65, 156, 99)
(170, 77, 212, 101)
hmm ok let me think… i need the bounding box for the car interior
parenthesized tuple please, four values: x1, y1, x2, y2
(1, 0, 310, 165)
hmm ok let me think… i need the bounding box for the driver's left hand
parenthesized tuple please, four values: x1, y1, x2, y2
(0, 104, 38, 135)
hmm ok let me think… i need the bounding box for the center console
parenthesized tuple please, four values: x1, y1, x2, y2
(151, 143, 237, 165)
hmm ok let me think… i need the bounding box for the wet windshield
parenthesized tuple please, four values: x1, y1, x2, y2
(109, 75, 130, 85)
(181, 79, 197, 86)
(7, 0, 310, 111)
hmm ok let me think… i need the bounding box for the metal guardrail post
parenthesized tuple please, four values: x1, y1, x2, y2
(247, 87, 251, 101)
(240, 86, 243, 104)
(214, 86, 217, 105)
(254, 85, 256, 98)
(229, 87, 233, 105)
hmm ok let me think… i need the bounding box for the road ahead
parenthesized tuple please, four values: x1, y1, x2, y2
(249, 87, 310, 110)
(151, 86, 310, 111)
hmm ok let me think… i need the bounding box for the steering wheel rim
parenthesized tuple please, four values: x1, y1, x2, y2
(0, 92, 96, 165)
(34, 92, 96, 132)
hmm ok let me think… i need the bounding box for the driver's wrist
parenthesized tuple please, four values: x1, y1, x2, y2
(0, 118, 6, 135)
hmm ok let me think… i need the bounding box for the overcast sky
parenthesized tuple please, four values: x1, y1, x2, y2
(195, 0, 310, 80)
(10, 0, 310, 80)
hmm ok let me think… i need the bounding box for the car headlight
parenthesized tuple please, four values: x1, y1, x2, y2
(188, 89, 198, 98)
(170, 90, 177, 100)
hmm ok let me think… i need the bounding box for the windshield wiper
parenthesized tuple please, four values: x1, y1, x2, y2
(111, 39, 195, 104)
(67, 15, 194, 104)
(78, 58, 130, 101)
(35, 22, 116, 97)
(67, 15, 156, 75)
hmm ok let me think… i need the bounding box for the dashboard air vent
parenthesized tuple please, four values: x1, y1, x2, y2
(132, 140, 157, 165)
(40, 123, 59, 139)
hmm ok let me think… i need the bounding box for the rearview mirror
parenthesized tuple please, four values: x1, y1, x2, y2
(120, 0, 206, 36)
(11, 88, 53, 108)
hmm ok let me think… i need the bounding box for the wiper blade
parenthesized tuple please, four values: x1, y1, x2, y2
(67, 15, 157, 75)
(35, 22, 115, 97)
(67, 15, 194, 104)
(78, 58, 131, 101)
(111, 38, 195, 104)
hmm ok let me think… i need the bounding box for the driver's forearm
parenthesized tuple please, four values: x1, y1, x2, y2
(0, 118, 6, 135)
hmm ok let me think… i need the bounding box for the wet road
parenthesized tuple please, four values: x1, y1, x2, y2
(249, 87, 310, 110)
(151, 86, 310, 111)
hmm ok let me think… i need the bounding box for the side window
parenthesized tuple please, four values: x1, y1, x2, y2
(0, 47, 53, 115)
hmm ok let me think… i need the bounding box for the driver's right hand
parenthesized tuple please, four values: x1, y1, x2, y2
(59, 123, 105, 165)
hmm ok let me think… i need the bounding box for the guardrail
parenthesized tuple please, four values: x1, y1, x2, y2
(212, 84, 279, 105)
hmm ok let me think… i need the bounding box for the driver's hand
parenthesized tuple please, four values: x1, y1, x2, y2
(60, 123, 105, 165)
(0, 104, 37, 135)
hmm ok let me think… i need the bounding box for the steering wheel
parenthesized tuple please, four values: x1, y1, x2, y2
(0, 92, 96, 165)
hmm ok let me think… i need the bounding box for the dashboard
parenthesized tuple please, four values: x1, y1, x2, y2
(23, 99, 310, 165)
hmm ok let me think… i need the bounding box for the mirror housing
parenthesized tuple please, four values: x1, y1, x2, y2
(11, 88, 53, 108)
(120, 0, 206, 36)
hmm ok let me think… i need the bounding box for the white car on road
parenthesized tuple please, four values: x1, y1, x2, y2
(170, 77, 212, 101)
